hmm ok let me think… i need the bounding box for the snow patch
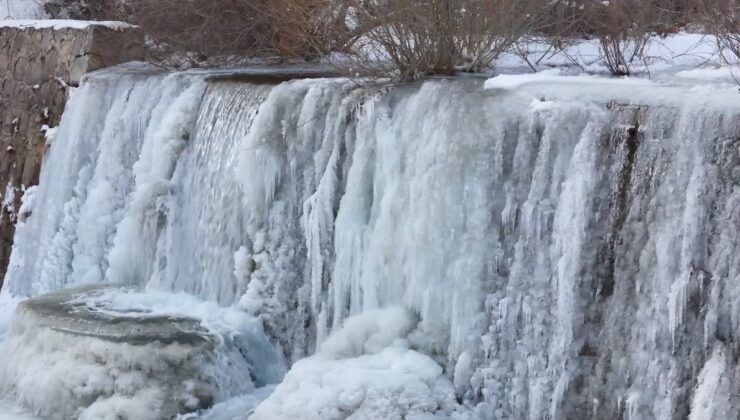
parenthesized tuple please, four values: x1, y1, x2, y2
(675, 66, 739, 82)
(41, 125, 57, 146)
(485, 69, 653, 90)
(497, 33, 734, 76)
(0, 19, 133, 30)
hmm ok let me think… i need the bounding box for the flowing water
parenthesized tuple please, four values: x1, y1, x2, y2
(0, 68, 739, 419)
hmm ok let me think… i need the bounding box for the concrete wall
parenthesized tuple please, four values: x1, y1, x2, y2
(0, 22, 143, 286)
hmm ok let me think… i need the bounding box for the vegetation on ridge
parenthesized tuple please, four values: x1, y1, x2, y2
(44, 0, 740, 81)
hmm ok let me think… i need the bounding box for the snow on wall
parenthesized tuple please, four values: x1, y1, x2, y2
(1, 66, 739, 419)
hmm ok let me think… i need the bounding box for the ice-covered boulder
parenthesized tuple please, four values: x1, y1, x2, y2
(0, 286, 283, 420)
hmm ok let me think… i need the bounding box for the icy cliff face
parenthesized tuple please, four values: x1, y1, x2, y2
(2, 69, 740, 419)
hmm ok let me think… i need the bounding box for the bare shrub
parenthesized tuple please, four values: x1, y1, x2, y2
(580, 0, 680, 75)
(527, 0, 701, 76)
(507, 0, 592, 72)
(269, 0, 352, 59)
(63, 0, 727, 80)
(41, 0, 108, 19)
(703, 0, 740, 62)
(98, 0, 334, 68)
(330, 0, 552, 81)
(590, 1, 652, 75)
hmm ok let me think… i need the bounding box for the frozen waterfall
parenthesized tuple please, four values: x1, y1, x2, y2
(0, 67, 739, 419)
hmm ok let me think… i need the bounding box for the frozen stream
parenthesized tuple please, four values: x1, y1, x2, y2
(0, 67, 738, 419)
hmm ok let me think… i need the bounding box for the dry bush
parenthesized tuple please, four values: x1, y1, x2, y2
(330, 0, 552, 81)
(581, 0, 685, 75)
(702, 0, 740, 88)
(40, 0, 109, 19)
(587, 0, 654, 75)
(703, 0, 740, 62)
(528, 0, 702, 76)
(98, 0, 334, 68)
(507, 0, 590, 72)
(63, 0, 727, 80)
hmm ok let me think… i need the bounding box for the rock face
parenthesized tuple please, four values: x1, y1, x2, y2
(0, 22, 143, 287)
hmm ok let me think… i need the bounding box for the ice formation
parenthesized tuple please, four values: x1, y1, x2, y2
(0, 286, 282, 419)
(0, 65, 738, 419)
(252, 307, 465, 420)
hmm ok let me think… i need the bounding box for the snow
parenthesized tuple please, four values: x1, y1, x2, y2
(0, 19, 133, 30)
(251, 307, 467, 420)
(485, 32, 740, 102)
(483, 68, 740, 115)
(0, 0, 42, 19)
(498, 32, 737, 75)
(40, 125, 57, 146)
(675, 66, 739, 82)
(484, 68, 655, 90)
(2, 182, 17, 215)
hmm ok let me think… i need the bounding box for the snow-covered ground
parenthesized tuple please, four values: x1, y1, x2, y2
(497, 32, 738, 82)
(0, 19, 133, 30)
(482, 33, 739, 109)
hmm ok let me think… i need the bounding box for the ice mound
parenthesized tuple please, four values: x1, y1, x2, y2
(0, 286, 283, 420)
(251, 307, 468, 420)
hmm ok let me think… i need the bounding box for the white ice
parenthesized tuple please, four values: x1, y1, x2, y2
(251, 307, 466, 420)
(1, 54, 738, 419)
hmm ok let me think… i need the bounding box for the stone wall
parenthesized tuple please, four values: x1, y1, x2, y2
(0, 21, 143, 287)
